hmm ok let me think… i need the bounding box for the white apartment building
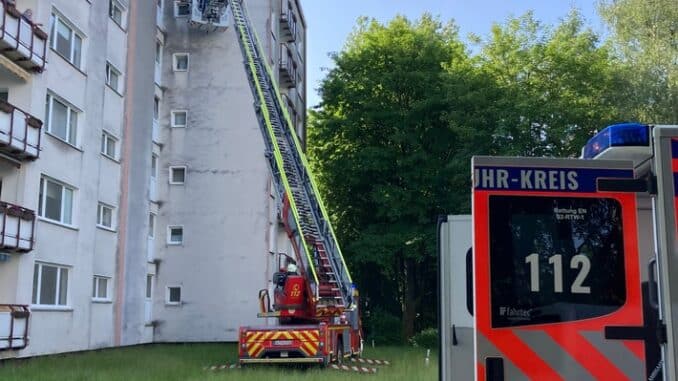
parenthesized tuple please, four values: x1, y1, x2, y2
(0, 0, 306, 358)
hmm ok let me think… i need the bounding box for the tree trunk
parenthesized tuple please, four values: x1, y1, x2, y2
(402, 257, 418, 340)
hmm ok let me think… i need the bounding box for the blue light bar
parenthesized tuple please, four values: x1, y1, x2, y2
(582, 123, 649, 159)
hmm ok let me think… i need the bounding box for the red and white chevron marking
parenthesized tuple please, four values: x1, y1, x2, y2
(350, 357, 391, 366)
(204, 364, 241, 371)
(330, 364, 378, 374)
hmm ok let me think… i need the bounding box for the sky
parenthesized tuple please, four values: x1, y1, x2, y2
(300, 0, 606, 108)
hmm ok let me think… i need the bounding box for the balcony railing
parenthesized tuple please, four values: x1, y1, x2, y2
(147, 237, 155, 262)
(152, 119, 160, 143)
(0, 0, 47, 73)
(0, 99, 41, 161)
(283, 93, 297, 124)
(154, 60, 162, 86)
(279, 0, 296, 43)
(0, 304, 29, 351)
(156, 1, 164, 30)
(149, 178, 157, 202)
(278, 44, 297, 88)
(296, 90, 304, 115)
(0, 201, 35, 253)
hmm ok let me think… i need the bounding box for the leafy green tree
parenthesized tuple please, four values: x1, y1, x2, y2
(476, 11, 636, 157)
(308, 10, 646, 341)
(308, 15, 496, 339)
(599, 0, 678, 124)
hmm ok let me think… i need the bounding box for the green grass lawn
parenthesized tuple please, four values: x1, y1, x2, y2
(0, 344, 438, 381)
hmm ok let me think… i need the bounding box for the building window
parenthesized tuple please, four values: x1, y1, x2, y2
(155, 41, 162, 65)
(146, 275, 154, 299)
(92, 276, 111, 301)
(167, 226, 183, 245)
(45, 93, 78, 146)
(32, 263, 69, 306)
(171, 110, 187, 127)
(109, 0, 124, 27)
(101, 131, 117, 159)
(149, 213, 156, 238)
(39, 176, 74, 225)
(172, 53, 189, 71)
(153, 97, 160, 120)
(106, 62, 122, 93)
(169, 166, 186, 184)
(166, 286, 182, 305)
(49, 13, 84, 68)
(151, 154, 158, 178)
(174, 2, 190, 17)
(97, 203, 114, 229)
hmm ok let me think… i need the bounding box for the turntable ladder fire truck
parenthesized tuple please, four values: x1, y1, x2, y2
(189, 0, 362, 365)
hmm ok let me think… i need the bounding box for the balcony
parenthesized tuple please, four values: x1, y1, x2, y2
(279, 0, 296, 43)
(288, 87, 304, 113)
(295, 90, 304, 114)
(283, 93, 296, 126)
(149, 177, 157, 202)
(0, 304, 29, 351)
(0, 99, 41, 161)
(278, 44, 297, 88)
(0, 0, 47, 73)
(156, 0, 164, 30)
(154, 60, 161, 86)
(0, 201, 35, 253)
(152, 119, 160, 143)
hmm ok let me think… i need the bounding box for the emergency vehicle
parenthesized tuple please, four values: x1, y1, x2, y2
(440, 123, 678, 380)
(186, 0, 363, 365)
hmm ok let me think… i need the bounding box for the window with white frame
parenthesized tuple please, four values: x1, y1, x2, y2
(167, 226, 183, 245)
(45, 93, 78, 146)
(50, 13, 84, 68)
(166, 286, 182, 305)
(109, 0, 125, 27)
(92, 275, 111, 301)
(97, 203, 114, 229)
(106, 62, 122, 93)
(32, 263, 69, 306)
(39, 176, 74, 225)
(148, 213, 156, 238)
(174, 2, 190, 17)
(169, 166, 186, 184)
(172, 53, 189, 71)
(101, 131, 117, 159)
(171, 110, 187, 127)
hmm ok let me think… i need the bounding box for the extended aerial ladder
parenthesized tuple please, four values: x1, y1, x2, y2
(189, 0, 362, 364)
(229, 0, 354, 317)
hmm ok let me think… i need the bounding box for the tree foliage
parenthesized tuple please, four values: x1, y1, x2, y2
(598, 0, 678, 123)
(477, 11, 634, 157)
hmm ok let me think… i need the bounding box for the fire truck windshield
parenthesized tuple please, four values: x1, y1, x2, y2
(488, 195, 626, 328)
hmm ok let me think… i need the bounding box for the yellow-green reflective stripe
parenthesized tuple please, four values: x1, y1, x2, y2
(233, 5, 318, 285)
(252, 29, 353, 285)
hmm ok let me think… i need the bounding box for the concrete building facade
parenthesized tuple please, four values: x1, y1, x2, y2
(0, 0, 306, 358)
